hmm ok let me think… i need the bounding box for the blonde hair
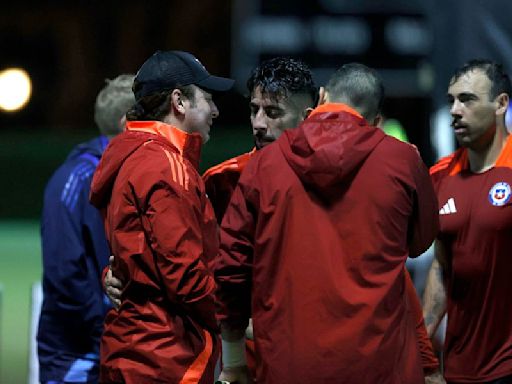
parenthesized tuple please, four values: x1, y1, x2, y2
(94, 74, 135, 136)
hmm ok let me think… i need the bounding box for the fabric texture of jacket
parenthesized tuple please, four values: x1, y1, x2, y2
(204, 148, 439, 376)
(215, 103, 439, 383)
(38, 135, 111, 383)
(203, 148, 255, 222)
(90, 121, 219, 384)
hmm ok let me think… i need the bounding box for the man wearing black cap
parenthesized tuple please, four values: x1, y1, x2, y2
(89, 50, 233, 384)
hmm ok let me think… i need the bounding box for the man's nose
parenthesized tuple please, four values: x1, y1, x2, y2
(211, 102, 219, 118)
(450, 99, 462, 116)
(252, 109, 267, 132)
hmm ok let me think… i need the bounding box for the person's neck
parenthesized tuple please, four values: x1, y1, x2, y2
(163, 115, 182, 130)
(468, 125, 509, 173)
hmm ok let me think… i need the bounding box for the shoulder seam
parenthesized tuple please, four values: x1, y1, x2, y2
(203, 158, 241, 178)
(430, 154, 456, 175)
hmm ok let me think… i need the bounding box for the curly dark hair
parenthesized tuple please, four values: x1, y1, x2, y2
(126, 82, 195, 121)
(246, 57, 317, 101)
(450, 59, 512, 99)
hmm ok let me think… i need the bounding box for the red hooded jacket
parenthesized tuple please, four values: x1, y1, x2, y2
(203, 148, 256, 223)
(204, 151, 439, 376)
(90, 121, 219, 384)
(215, 104, 439, 383)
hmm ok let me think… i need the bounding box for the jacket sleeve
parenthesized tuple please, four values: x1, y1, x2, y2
(41, 168, 110, 337)
(203, 172, 229, 223)
(214, 183, 255, 331)
(408, 149, 439, 257)
(143, 180, 218, 331)
(203, 170, 241, 224)
(405, 270, 440, 373)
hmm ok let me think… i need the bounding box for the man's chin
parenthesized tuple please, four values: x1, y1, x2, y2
(455, 135, 471, 148)
(254, 139, 273, 150)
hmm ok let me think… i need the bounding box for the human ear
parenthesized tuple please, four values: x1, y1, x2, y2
(317, 87, 327, 106)
(303, 108, 314, 119)
(171, 89, 186, 115)
(373, 114, 384, 128)
(495, 93, 509, 116)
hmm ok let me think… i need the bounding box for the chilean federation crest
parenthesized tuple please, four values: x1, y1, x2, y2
(488, 182, 511, 206)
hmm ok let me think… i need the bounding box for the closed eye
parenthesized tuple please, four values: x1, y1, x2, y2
(265, 107, 284, 119)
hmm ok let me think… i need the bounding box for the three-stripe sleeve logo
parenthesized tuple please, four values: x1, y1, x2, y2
(439, 198, 457, 215)
(162, 148, 190, 191)
(61, 161, 96, 211)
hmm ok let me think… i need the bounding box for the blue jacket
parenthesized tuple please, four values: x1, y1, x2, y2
(38, 136, 111, 383)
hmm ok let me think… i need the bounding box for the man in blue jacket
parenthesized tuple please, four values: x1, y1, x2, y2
(37, 74, 135, 384)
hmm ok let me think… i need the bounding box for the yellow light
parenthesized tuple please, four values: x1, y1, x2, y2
(0, 68, 32, 112)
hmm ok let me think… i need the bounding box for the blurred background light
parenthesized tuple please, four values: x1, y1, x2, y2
(242, 17, 307, 52)
(506, 104, 512, 132)
(0, 67, 32, 112)
(383, 118, 409, 142)
(312, 17, 371, 54)
(385, 17, 432, 55)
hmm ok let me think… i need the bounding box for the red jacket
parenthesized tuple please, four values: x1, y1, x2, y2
(203, 148, 255, 222)
(90, 121, 219, 384)
(215, 104, 439, 383)
(204, 150, 439, 377)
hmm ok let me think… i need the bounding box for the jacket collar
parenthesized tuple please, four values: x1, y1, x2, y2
(308, 103, 363, 120)
(450, 133, 512, 175)
(125, 120, 202, 169)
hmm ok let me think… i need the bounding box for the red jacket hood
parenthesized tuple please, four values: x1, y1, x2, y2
(278, 103, 386, 192)
(90, 121, 202, 209)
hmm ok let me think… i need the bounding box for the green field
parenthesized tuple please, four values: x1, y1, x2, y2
(0, 220, 41, 384)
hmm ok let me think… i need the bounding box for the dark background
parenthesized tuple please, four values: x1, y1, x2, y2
(2, 0, 512, 218)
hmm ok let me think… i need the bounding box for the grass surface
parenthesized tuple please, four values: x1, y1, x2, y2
(0, 220, 41, 384)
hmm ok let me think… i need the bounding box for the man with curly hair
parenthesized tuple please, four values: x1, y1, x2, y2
(104, 58, 441, 383)
(215, 63, 439, 383)
(203, 57, 317, 222)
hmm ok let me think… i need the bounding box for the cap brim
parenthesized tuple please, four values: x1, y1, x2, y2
(197, 75, 235, 92)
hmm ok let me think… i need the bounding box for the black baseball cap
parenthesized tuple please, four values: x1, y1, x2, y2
(134, 50, 235, 100)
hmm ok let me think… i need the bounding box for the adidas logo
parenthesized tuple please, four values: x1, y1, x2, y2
(439, 198, 457, 215)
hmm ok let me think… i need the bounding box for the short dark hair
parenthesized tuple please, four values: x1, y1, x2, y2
(325, 63, 384, 122)
(246, 57, 317, 102)
(450, 59, 512, 99)
(126, 83, 195, 121)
